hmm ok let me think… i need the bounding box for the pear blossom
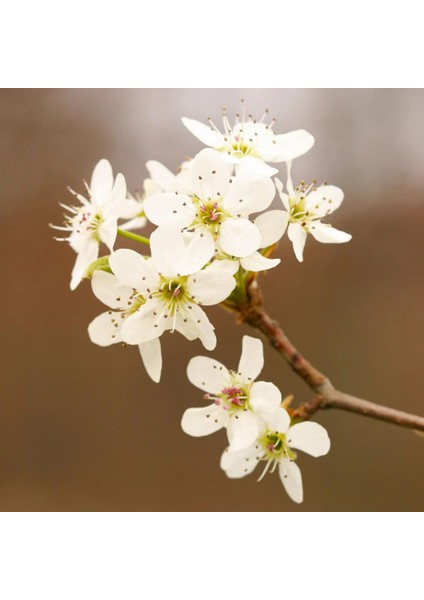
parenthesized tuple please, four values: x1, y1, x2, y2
(52, 159, 140, 290)
(221, 406, 331, 503)
(118, 190, 148, 232)
(182, 107, 314, 176)
(144, 148, 278, 265)
(108, 225, 236, 351)
(275, 169, 352, 262)
(181, 336, 283, 451)
(87, 270, 162, 383)
(120, 159, 194, 231)
(145, 158, 194, 196)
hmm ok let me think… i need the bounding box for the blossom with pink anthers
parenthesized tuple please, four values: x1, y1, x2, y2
(181, 336, 283, 451)
(144, 148, 284, 272)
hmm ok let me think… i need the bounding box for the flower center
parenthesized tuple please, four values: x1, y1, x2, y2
(190, 196, 229, 239)
(259, 431, 297, 461)
(204, 378, 251, 414)
(289, 195, 312, 224)
(154, 275, 190, 316)
(71, 208, 103, 239)
(231, 138, 254, 157)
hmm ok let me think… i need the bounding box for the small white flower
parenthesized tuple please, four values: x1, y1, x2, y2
(144, 148, 278, 262)
(108, 225, 236, 350)
(221, 407, 331, 503)
(87, 270, 162, 383)
(120, 159, 194, 231)
(118, 189, 148, 232)
(182, 107, 314, 176)
(52, 159, 136, 290)
(275, 168, 352, 262)
(181, 336, 283, 451)
(145, 158, 194, 196)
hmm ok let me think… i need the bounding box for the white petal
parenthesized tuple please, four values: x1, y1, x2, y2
(187, 270, 235, 306)
(150, 226, 214, 277)
(305, 185, 344, 217)
(177, 230, 216, 275)
(70, 239, 98, 290)
(191, 148, 233, 199)
(223, 175, 275, 216)
(206, 258, 240, 275)
(254, 210, 289, 247)
(249, 382, 282, 415)
(227, 411, 260, 451)
(143, 178, 162, 198)
(187, 356, 231, 394)
(143, 193, 194, 227)
(309, 222, 352, 244)
(240, 252, 280, 272)
(118, 198, 142, 220)
(119, 216, 147, 231)
(274, 178, 290, 211)
(120, 298, 165, 344)
(263, 407, 291, 434)
(184, 303, 216, 350)
(108, 172, 127, 206)
(235, 156, 278, 177)
(220, 444, 261, 478)
(146, 160, 176, 191)
(181, 404, 229, 437)
(219, 219, 261, 258)
(88, 311, 122, 346)
(138, 338, 162, 383)
(109, 249, 158, 290)
(181, 117, 223, 148)
(287, 222, 307, 262)
(237, 335, 264, 382)
(261, 130, 314, 163)
(279, 459, 303, 503)
(98, 217, 118, 251)
(287, 422, 331, 457)
(173, 311, 199, 341)
(90, 159, 113, 205)
(91, 270, 133, 309)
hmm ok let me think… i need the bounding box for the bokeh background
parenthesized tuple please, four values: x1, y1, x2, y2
(0, 89, 423, 511)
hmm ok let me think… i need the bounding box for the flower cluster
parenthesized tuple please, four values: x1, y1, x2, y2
(182, 335, 330, 503)
(53, 105, 349, 502)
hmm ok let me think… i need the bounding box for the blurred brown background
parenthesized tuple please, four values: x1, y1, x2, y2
(0, 89, 423, 511)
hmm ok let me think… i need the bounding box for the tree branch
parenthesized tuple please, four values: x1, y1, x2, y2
(234, 279, 424, 432)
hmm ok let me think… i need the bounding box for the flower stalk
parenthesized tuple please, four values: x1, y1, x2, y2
(117, 228, 150, 246)
(233, 278, 424, 432)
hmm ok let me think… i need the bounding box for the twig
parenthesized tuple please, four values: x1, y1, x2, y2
(234, 279, 424, 432)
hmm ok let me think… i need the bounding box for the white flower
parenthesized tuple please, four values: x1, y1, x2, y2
(145, 158, 194, 196)
(181, 336, 283, 451)
(118, 190, 148, 232)
(144, 148, 279, 265)
(120, 159, 193, 231)
(52, 159, 136, 290)
(221, 407, 331, 503)
(108, 225, 236, 350)
(275, 168, 352, 262)
(87, 270, 162, 383)
(182, 108, 314, 176)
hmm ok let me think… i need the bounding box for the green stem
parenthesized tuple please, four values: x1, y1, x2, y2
(117, 228, 150, 246)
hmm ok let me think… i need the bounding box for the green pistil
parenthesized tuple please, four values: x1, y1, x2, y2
(154, 275, 190, 316)
(259, 431, 297, 461)
(231, 142, 252, 157)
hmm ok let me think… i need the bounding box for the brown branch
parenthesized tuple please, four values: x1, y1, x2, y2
(234, 279, 424, 432)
